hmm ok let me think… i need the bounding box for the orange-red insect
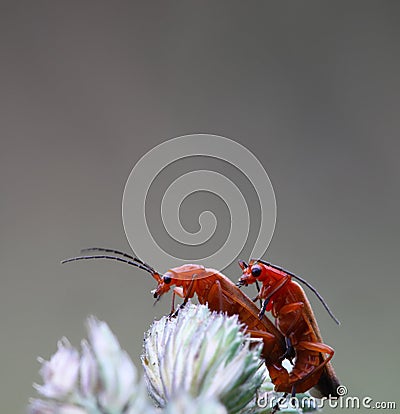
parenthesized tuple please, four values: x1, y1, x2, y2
(62, 248, 287, 369)
(62, 248, 339, 399)
(237, 259, 340, 397)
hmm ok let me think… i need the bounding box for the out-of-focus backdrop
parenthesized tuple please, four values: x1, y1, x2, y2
(1, 2, 399, 413)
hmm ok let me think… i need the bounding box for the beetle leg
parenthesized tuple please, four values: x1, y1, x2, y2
(168, 288, 185, 317)
(281, 337, 295, 365)
(258, 298, 270, 319)
(173, 286, 185, 297)
(184, 274, 197, 302)
(288, 341, 335, 391)
(252, 291, 261, 302)
(291, 384, 296, 398)
(255, 280, 263, 307)
(169, 291, 176, 316)
(246, 328, 276, 343)
(246, 328, 284, 366)
(276, 302, 304, 338)
(258, 276, 291, 319)
(171, 275, 197, 317)
(296, 341, 334, 358)
(262, 275, 291, 303)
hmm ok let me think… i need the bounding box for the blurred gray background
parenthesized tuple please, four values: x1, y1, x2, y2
(1, 2, 399, 413)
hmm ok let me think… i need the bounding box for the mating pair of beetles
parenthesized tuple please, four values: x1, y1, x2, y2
(63, 248, 340, 400)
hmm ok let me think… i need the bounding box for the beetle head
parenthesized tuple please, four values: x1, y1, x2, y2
(237, 260, 263, 286)
(152, 271, 174, 299)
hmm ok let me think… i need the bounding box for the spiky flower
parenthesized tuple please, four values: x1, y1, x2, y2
(141, 304, 267, 414)
(29, 306, 317, 414)
(33, 338, 80, 401)
(29, 317, 155, 414)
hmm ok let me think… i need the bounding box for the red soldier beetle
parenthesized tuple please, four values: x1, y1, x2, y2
(237, 259, 341, 398)
(62, 248, 339, 400)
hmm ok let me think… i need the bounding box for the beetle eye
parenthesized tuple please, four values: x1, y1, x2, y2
(251, 265, 262, 277)
(163, 275, 172, 284)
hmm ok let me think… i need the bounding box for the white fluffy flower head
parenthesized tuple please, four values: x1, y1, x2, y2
(34, 338, 80, 400)
(29, 306, 316, 414)
(30, 317, 155, 414)
(142, 304, 267, 413)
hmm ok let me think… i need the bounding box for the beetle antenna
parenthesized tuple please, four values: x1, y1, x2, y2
(61, 254, 157, 276)
(80, 247, 155, 273)
(256, 259, 340, 325)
